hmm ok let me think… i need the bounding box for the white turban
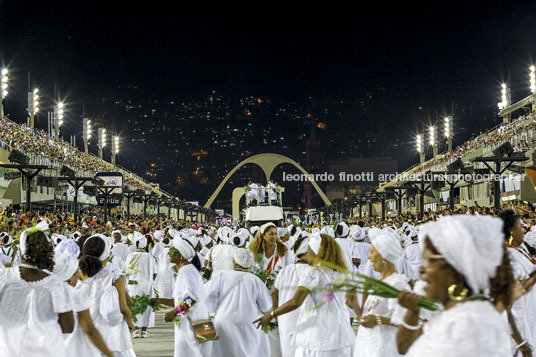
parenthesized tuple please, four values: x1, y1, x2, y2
(250, 226, 259, 235)
(260, 222, 276, 235)
(133, 232, 147, 249)
(320, 226, 334, 238)
(418, 215, 504, 294)
(234, 248, 254, 268)
(51, 234, 67, 246)
(369, 228, 404, 265)
(53, 252, 79, 282)
(85, 234, 111, 261)
(277, 227, 288, 238)
(350, 225, 365, 241)
(337, 222, 350, 238)
(20, 220, 50, 257)
(153, 230, 164, 242)
(168, 229, 180, 238)
(202, 235, 212, 247)
(311, 227, 320, 235)
(183, 235, 199, 250)
(55, 239, 81, 258)
(295, 236, 310, 256)
(173, 237, 195, 261)
(309, 232, 322, 254)
(237, 228, 250, 243)
(524, 231, 536, 249)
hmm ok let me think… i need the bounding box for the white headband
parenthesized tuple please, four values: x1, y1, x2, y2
(84, 234, 111, 261)
(234, 248, 254, 268)
(309, 232, 322, 254)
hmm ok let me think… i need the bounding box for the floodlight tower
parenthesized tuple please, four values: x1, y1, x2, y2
(444, 116, 453, 154)
(28, 88, 40, 128)
(530, 66, 536, 112)
(429, 126, 437, 158)
(52, 102, 65, 138)
(98, 127, 106, 160)
(498, 83, 511, 123)
(1, 69, 8, 120)
(416, 134, 424, 164)
(82, 118, 92, 154)
(111, 135, 120, 165)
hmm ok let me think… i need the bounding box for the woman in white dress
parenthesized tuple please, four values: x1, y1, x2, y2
(0, 226, 84, 356)
(255, 233, 355, 357)
(152, 236, 211, 357)
(272, 232, 311, 357)
(156, 237, 175, 298)
(499, 210, 536, 356)
(396, 215, 513, 356)
(205, 248, 271, 357)
(348, 228, 411, 357)
(78, 234, 137, 357)
(250, 222, 293, 356)
(54, 240, 114, 357)
(126, 234, 156, 338)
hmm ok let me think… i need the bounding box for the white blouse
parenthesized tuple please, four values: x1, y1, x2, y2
(0, 267, 88, 357)
(294, 265, 355, 352)
(407, 300, 511, 356)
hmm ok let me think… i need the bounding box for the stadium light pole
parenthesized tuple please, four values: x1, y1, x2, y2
(530, 66, 536, 112)
(98, 127, 106, 160)
(429, 126, 437, 158)
(112, 135, 120, 165)
(52, 101, 65, 139)
(498, 82, 511, 123)
(1, 68, 8, 121)
(28, 88, 40, 128)
(416, 134, 424, 164)
(444, 116, 453, 154)
(83, 118, 92, 154)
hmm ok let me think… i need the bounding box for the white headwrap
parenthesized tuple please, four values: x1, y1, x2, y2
(369, 228, 404, 266)
(172, 237, 195, 261)
(55, 239, 81, 258)
(202, 235, 212, 247)
(259, 222, 276, 235)
(350, 225, 365, 241)
(336, 222, 350, 238)
(524, 231, 536, 249)
(418, 215, 504, 294)
(309, 232, 322, 254)
(277, 227, 288, 238)
(320, 226, 334, 238)
(53, 252, 79, 282)
(20, 220, 50, 257)
(234, 248, 254, 268)
(153, 230, 164, 242)
(84, 234, 112, 261)
(250, 226, 259, 235)
(295, 235, 310, 256)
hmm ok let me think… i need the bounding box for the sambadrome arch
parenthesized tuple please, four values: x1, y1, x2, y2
(204, 153, 331, 218)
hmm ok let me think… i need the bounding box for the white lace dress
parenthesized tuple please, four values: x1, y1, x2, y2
(354, 273, 410, 357)
(406, 300, 511, 356)
(0, 267, 88, 357)
(294, 265, 355, 357)
(76, 267, 135, 357)
(126, 251, 156, 326)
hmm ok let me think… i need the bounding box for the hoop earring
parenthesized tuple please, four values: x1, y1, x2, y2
(508, 235, 514, 245)
(448, 284, 468, 301)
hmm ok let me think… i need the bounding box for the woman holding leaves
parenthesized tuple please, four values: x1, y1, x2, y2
(151, 236, 211, 357)
(348, 228, 411, 357)
(254, 233, 354, 357)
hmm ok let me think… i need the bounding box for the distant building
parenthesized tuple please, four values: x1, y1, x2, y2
(325, 156, 397, 201)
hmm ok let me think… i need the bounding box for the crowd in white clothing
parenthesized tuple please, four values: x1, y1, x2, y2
(1, 207, 536, 357)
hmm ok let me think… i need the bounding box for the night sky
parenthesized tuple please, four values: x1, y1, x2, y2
(1, 0, 536, 204)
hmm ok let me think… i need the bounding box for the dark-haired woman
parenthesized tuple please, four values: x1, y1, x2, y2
(77, 234, 136, 357)
(396, 215, 512, 356)
(0, 227, 85, 356)
(151, 237, 212, 357)
(125, 233, 156, 338)
(499, 209, 536, 355)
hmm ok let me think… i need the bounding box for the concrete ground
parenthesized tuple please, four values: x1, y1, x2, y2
(132, 311, 175, 357)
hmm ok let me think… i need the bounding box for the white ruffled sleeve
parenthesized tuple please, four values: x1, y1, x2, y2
(50, 277, 91, 313)
(297, 266, 320, 290)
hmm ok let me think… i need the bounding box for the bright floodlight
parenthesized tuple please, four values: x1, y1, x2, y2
(33, 88, 38, 94)
(416, 134, 422, 152)
(32, 90, 40, 114)
(58, 102, 64, 109)
(1, 69, 7, 76)
(531, 66, 536, 93)
(444, 117, 451, 138)
(498, 83, 509, 109)
(429, 126, 435, 146)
